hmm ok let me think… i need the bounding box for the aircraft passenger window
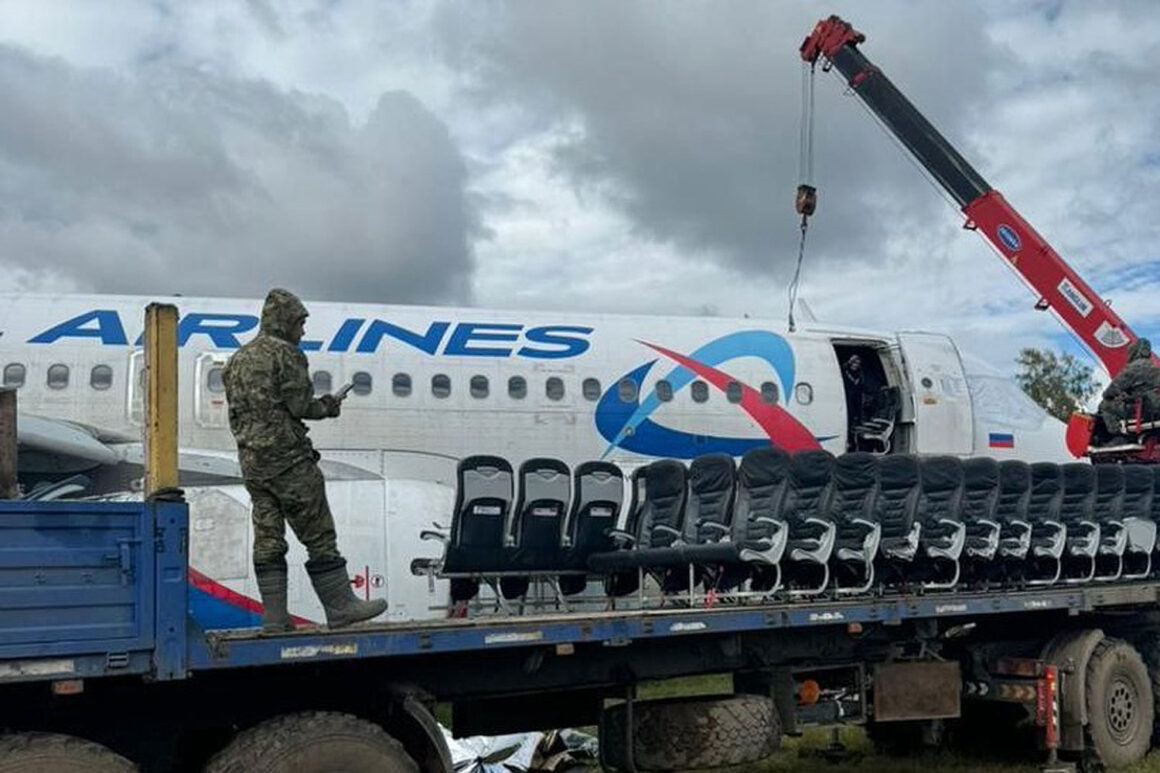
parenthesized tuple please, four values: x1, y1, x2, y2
(618, 378, 638, 403)
(470, 375, 489, 399)
(90, 365, 113, 391)
(582, 377, 602, 401)
(656, 380, 673, 402)
(691, 380, 709, 403)
(3, 364, 25, 388)
(508, 376, 527, 400)
(312, 370, 332, 396)
(47, 364, 69, 390)
(431, 374, 451, 399)
(726, 380, 743, 404)
(761, 381, 779, 404)
(392, 373, 411, 397)
(351, 371, 373, 396)
(546, 377, 565, 401)
(795, 382, 814, 405)
(206, 367, 226, 394)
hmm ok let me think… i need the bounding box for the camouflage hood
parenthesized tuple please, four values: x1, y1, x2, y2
(1129, 338, 1153, 362)
(260, 288, 308, 342)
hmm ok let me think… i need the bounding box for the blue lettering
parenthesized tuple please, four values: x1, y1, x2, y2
(328, 318, 365, 352)
(300, 339, 323, 352)
(356, 320, 450, 355)
(443, 323, 522, 357)
(518, 326, 593, 359)
(29, 310, 128, 346)
(177, 313, 259, 349)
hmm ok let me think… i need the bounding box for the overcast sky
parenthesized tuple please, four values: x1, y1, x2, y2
(1, 0, 1158, 380)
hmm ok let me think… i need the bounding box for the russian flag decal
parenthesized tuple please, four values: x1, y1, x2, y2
(989, 432, 1015, 449)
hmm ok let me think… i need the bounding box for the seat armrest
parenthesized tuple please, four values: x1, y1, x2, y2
(851, 518, 878, 530)
(605, 529, 635, 548)
(653, 524, 683, 539)
(420, 530, 448, 543)
(804, 517, 834, 530)
(753, 517, 783, 530)
(699, 522, 731, 534)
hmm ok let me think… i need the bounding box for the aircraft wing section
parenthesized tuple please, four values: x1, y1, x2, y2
(18, 413, 123, 468)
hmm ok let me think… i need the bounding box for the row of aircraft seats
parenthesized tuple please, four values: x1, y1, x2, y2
(423, 450, 1160, 603)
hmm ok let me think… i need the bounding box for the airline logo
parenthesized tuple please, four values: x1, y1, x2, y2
(595, 331, 824, 459)
(27, 310, 593, 360)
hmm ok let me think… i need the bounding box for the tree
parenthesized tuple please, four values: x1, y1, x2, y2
(1015, 348, 1098, 422)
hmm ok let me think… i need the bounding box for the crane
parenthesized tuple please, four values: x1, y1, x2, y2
(800, 15, 1158, 460)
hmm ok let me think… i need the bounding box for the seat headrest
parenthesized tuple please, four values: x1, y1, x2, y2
(963, 457, 999, 490)
(1030, 462, 1062, 492)
(739, 446, 790, 487)
(998, 460, 1031, 492)
(920, 456, 964, 491)
(1095, 464, 1124, 492)
(833, 452, 877, 488)
(1062, 463, 1096, 492)
(1123, 465, 1154, 497)
(877, 455, 920, 489)
(789, 450, 835, 486)
(689, 453, 736, 493)
(575, 460, 623, 481)
(519, 457, 570, 479)
(458, 455, 513, 476)
(645, 459, 687, 497)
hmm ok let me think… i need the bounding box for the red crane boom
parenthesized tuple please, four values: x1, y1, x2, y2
(801, 16, 1139, 377)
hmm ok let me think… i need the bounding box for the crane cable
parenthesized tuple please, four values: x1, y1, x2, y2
(789, 60, 818, 333)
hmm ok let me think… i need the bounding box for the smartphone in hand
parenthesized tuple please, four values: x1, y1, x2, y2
(334, 382, 355, 401)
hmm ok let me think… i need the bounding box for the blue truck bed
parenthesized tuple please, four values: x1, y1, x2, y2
(3, 498, 1158, 686)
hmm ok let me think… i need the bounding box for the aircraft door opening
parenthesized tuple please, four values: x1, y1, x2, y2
(833, 342, 902, 454)
(897, 332, 973, 455)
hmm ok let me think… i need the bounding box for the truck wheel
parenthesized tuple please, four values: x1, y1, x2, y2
(599, 694, 780, 771)
(1133, 632, 1160, 746)
(1085, 638, 1153, 768)
(204, 712, 418, 773)
(0, 733, 136, 772)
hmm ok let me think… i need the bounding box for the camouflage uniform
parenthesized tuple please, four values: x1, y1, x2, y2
(1099, 338, 1160, 434)
(223, 289, 342, 568)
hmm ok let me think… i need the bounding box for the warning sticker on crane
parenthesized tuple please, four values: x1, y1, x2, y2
(1094, 322, 1130, 348)
(1057, 278, 1093, 318)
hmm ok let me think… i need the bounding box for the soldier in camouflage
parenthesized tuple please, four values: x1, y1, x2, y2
(224, 288, 386, 632)
(1098, 338, 1160, 441)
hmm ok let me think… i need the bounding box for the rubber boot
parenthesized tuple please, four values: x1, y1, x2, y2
(255, 562, 295, 633)
(307, 559, 387, 628)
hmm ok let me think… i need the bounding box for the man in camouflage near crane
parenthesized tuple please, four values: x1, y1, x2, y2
(1098, 338, 1160, 443)
(224, 288, 387, 632)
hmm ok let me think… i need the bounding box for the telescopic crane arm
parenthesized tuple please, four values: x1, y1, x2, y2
(801, 15, 1140, 377)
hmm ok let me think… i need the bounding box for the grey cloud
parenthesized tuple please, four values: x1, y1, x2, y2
(0, 44, 477, 304)
(436, 1, 1000, 283)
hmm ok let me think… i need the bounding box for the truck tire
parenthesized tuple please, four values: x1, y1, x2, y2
(0, 732, 136, 772)
(204, 711, 418, 773)
(1085, 638, 1153, 768)
(599, 694, 780, 771)
(1133, 632, 1160, 747)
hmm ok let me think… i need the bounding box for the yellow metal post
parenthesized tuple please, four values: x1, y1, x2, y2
(144, 303, 180, 498)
